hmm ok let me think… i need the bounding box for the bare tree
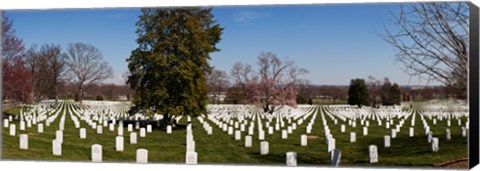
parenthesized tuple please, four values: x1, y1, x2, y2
(65, 42, 113, 105)
(382, 2, 468, 99)
(245, 52, 308, 114)
(206, 69, 230, 104)
(26, 44, 68, 104)
(228, 62, 256, 103)
(366, 76, 383, 107)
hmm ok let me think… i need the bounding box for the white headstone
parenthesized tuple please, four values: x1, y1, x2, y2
(462, 127, 467, 137)
(80, 128, 86, 139)
(187, 141, 195, 152)
(287, 126, 293, 134)
(228, 126, 233, 135)
(136, 149, 148, 164)
(409, 127, 414, 137)
(117, 126, 123, 136)
(350, 132, 356, 142)
(260, 141, 269, 155)
(286, 152, 297, 166)
(3, 119, 9, 128)
(91, 144, 102, 162)
(340, 124, 345, 133)
(140, 128, 146, 137)
(427, 131, 433, 143)
(19, 134, 28, 150)
(130, 132, 138, 144)
(445, 129, 451, 140)
(384, 135, 391, 148)
(363, 127, 368, 136)
(245, 135, 252, 147)
(128, 124, 133, 132)
(431, 137, 439, 152)
(109, 123, 114, 131)
(258, 130, 265, 140)
(97, 126, 103, 134)
(9, 124, 16, 136)
(116, 136, 124, 151)
(391, 129, 397, 138)
(20, 121, 25, 130)
(268, 127, 273, 134)
(282, 130, 288, 139)
(248, 126, 254, 135)
(301, 134, 307, 146)
(328, 138, 335, 152)
(186, 151, 197, 164)
(167, 125, 172, 134)
(56, 130, 63, 143)
(369, 145, 378, 163)
(38, 123, 44, 133)
(52, 139, 62, 156)
(235, 130, 241, 140)
(147, 125, 152, 133)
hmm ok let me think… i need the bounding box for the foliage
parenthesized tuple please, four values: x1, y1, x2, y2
(348, 78, 370, 107)
(126, 8, 223, 121)
(96, 95, 104, 101)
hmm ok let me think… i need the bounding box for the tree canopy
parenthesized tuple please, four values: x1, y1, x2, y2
(348, 78, 370, 107)
(126, 8, 223, 121)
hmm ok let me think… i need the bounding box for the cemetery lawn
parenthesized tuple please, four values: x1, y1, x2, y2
(2, 101, 467, 168)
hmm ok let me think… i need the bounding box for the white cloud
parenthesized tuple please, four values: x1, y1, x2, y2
(234, 11, 266, 23)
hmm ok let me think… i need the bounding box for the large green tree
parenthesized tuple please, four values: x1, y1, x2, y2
(348, 79, 370, 107)
(126, 8, 223, 125)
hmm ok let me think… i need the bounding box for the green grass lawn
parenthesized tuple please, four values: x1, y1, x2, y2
(1, 101, 467, 168)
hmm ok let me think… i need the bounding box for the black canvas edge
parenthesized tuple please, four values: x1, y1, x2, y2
(469, 1, 479, 169)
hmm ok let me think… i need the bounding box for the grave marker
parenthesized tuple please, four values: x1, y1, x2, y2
(147, 125, 152, 133)
(52, 139, 62, 156)
(136, 149, 148, 164)
(350, 132, 356, 142)
(245, 135, 252, 147)
(56, 130, 63, 142)
(80, 128, 86, 139)
(130, 132, 138, 144)
(301, 134, 307, 146)
(260, 141, 269, 155)
(286, 152, 297, 166)
(140, 128, 146, 137)
(38, 123, 44, 133)
(369, 145, 378, 163)
(167, 125, 172, 134)
(384, 135, 391, 148)
(186, 151, 198, 164)
(91, 144, 102, 162)
(431, 137, 439, 152)
(19, 134, 28, 150)
(116, 136, 124, 151)
(10, 124, 16, 136)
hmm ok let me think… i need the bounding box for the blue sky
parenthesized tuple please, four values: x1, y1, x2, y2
(4, 3, 443, 86)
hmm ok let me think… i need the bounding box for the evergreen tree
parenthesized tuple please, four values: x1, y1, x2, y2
(348, 79, 370, 107)
(390, 83, 401, 105)
(126, 8, 223, 126)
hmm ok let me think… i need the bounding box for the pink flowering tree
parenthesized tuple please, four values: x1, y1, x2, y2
(243, 52, 308, 114)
